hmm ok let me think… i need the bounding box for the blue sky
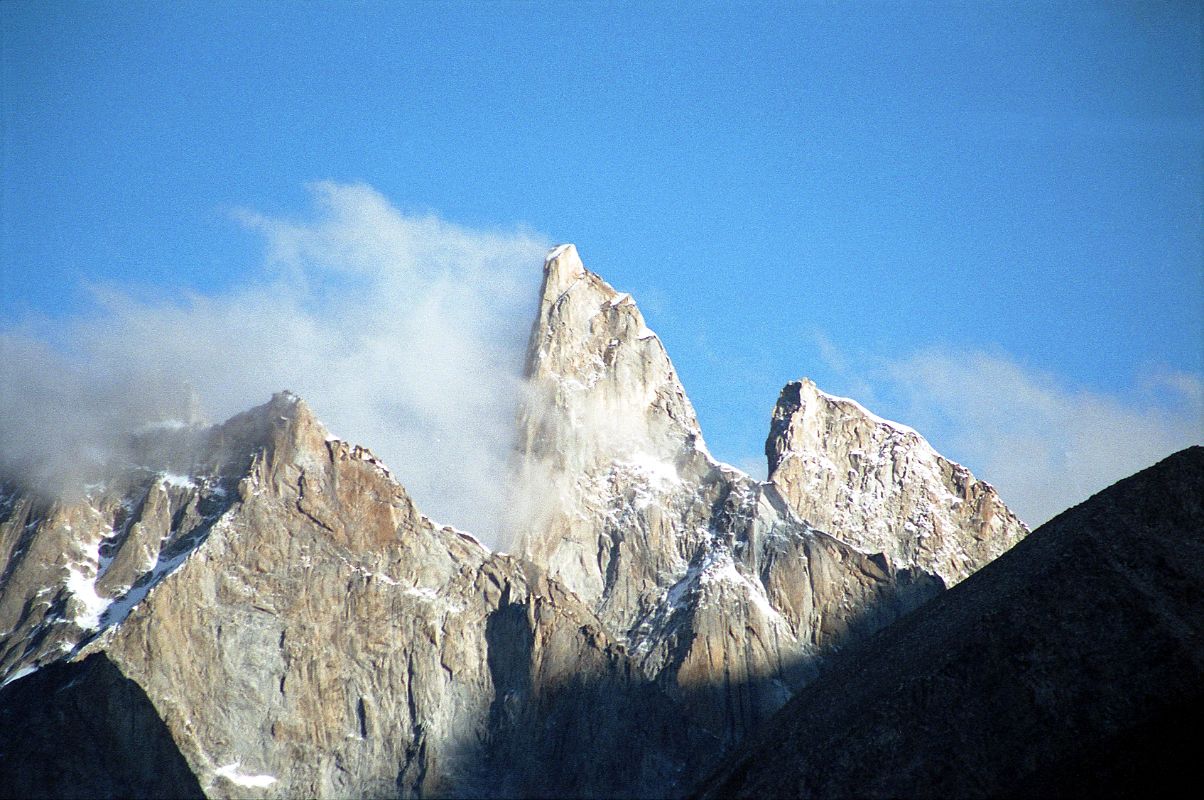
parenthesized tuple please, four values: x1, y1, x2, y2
(2, 1, 1201, 527)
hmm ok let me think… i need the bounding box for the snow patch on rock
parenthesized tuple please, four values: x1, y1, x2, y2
(214, 762, 277, 789)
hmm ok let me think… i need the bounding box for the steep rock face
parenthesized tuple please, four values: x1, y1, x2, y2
(516, 246, 940, 747)
(515, 243, 718, 624)
(1, 394, 700, 799)
(1, 421, 246, 681)
(766, 378, 1027, 585)
(1, 242, 1035, 798)
(697, 446, 1204, 799)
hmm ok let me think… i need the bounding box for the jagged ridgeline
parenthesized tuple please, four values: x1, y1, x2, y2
(1, 245, 1027, 798)
(696, 446, 1204, 799)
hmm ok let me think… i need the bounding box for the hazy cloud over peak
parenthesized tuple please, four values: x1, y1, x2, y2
(843, 347, 1203, 526)
(1, 183, 549, 544)
(3, 182, 1198, 542)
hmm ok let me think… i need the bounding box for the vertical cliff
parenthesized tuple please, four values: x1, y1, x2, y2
(766, 378, 1028, 586)
(515, 246, 944, 747)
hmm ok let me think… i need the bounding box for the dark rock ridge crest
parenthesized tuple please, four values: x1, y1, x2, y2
(1, 244, 1032, 798)
(695, 445, 1204, 800)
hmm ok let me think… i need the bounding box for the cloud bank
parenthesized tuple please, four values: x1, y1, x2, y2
(862, 349, 1202, 526)
(0, 182, 548, 544)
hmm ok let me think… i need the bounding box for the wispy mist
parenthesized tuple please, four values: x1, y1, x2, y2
(884, 352, 1203, 526)
(815, 343, 1204, 527)
(0, 182, 548, 544)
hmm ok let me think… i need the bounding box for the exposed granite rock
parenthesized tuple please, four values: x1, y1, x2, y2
(0, 243, 1039, 799)
(696, 446, 1204, 799)
(515, 243, 716, 622)
(766, 378, 1028, 585)
(1, 394, 701, 799)
(516, 246, 941, 747)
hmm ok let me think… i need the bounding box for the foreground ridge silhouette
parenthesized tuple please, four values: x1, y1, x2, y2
(696, 446, 1204, 799)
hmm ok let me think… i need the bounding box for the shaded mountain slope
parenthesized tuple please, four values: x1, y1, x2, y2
(0, 652, 204, 800)
(697, 445, 1204, 799)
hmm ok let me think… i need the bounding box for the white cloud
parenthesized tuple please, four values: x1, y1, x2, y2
(0, 182, 548, 545)
(879, 349, 1203, 526)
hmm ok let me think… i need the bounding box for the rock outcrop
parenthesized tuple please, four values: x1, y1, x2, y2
(515, 246, 944, 746)
(766, 378, 1028, 586)
(1, 394, 701, 799)
(696, 446, 1204, 799)
(1, 243, 1036, 798)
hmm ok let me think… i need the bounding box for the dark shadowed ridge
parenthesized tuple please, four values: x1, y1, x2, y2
(0, 653, 205, 799)
(694, 446, 1204, 799)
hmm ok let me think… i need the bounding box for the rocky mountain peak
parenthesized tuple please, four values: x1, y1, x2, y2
(3, 384, 708, 798)
(521, 244, 706, 466)
(515, 246, 722, 614)
(766, 378, 924, 474)
(765, 377, 1027, 586)
(511, 247, 945, 754)
(1, 244, 1043, 800)
(540, 242, 587, 301)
